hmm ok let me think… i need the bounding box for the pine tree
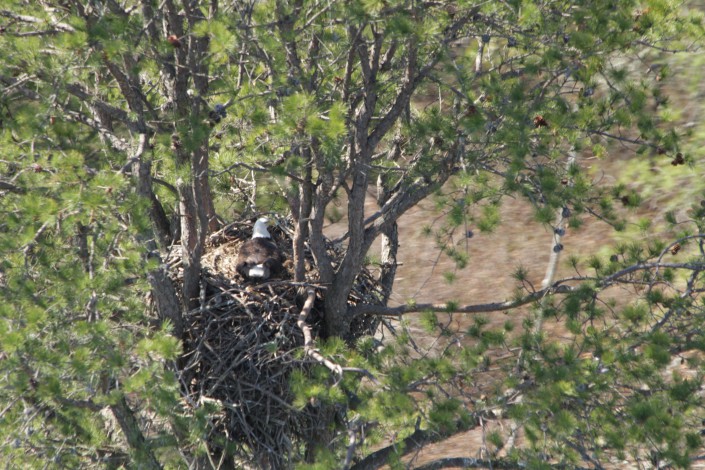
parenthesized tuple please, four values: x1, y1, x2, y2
(1, 1, 704, 468)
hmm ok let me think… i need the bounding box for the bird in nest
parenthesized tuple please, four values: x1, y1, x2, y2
(235, 217, 284, 281)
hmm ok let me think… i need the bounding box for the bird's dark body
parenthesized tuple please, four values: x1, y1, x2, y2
(236, 237, 283, 280)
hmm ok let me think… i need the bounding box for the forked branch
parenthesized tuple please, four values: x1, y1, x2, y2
(297, 288, 343, 375)
(297, 288, 379, 383)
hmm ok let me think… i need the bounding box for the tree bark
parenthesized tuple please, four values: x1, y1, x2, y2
(293, 163, 313, 282)
(134, 141, 172, 248)
(377, 155, 399, 304)
(192, 145, 219, 234)
(110, 396, 162, 470)
(378, 222, 398, 305)
(177, 178, 202, 312)
(148, 265, 183, 338)
(323, 162, 370, 338)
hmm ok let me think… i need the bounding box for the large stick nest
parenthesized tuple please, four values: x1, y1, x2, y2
(169, 217, 383, 468)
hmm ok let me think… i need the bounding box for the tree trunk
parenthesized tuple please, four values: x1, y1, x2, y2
(177, 178, 202, 312)
(292, 166, 313, 282)
(192, 145, 219, 233)
(376, 155, 400, 304)
(148, 265, 183, 338)
(135, 153, 172, 248)
(323, 166, 369, 338)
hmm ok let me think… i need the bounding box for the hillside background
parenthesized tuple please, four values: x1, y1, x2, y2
(326, 37, 705, 468)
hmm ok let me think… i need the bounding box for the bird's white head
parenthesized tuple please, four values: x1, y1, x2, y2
(252, 217, 271, 239)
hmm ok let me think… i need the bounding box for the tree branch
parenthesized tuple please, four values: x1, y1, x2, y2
(309, 185, 335, 283)
(351, 418, 590, 470)
(0, 10, 75, 32)
(0, 179, 25, 194)
(367, 9, 474, 150)
(64, 82, 139, 130)
(535, 149, 576, 335)
(110, 396, 162, 470)
(343, 419, 359, 470)
(362, 138, 464, 251)
(292, 165, 312, 282)
(351, 260, 705, 318)
(297, 287, 343, 375)
(350, 284, 575, 318)
(350, 426, 434, 470)
(413, 457, 590, 470)
(148, 263, 183, 338)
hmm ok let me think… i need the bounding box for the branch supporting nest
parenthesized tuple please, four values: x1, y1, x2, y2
(297, 288, 382, 385)
(297, 287, 342, 376)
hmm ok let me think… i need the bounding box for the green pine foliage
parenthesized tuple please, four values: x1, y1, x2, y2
(1, 0, 705, 468)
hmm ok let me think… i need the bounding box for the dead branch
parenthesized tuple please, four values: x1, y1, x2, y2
(297, 287, 343, 376)
(343, 418, 360, 470)
(350, 284, 575, 318)
(475, 36, 485, 74)
(412, 457, 590, 470)
(351, 261, 705, 318)
(0, 10, 76, 32)
(534, 149, 576, 338)
(0, 179, 25, 194)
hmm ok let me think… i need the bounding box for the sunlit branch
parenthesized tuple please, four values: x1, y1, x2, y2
(0, 10, 75, 32)
(351, 261, 705, 318)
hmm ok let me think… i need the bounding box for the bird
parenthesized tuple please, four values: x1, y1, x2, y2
(235, 217, 284, 281)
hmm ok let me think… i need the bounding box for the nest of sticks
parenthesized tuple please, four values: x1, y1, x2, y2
(169, 217, 383, 468)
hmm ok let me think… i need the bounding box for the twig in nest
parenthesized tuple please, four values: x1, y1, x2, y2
(296, 288, 380, 385)
(297, 288, 343, 376)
